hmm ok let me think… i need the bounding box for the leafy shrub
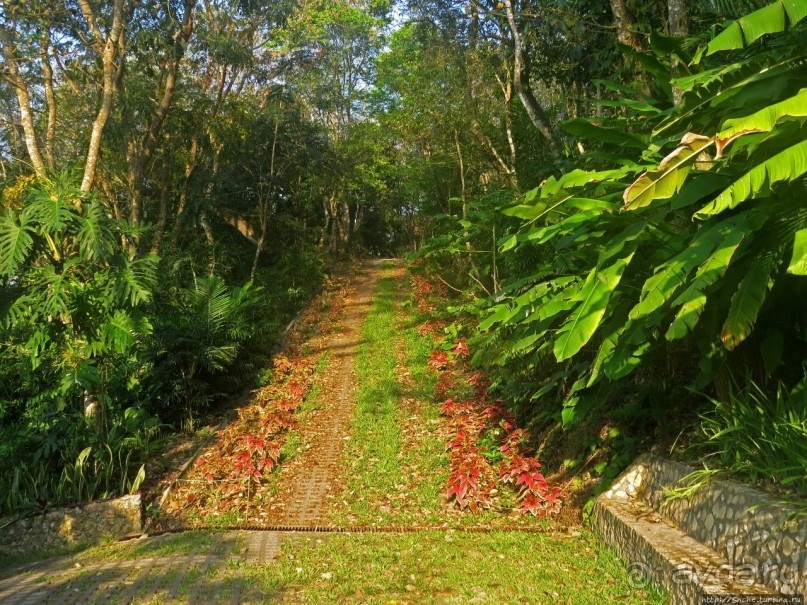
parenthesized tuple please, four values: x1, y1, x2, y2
(140, 275, 267, 423)
(467, 3, 807, 426)
(0, 173, 158, 419)
(695, 377, 807, 494)
(0, 406, 162, 516)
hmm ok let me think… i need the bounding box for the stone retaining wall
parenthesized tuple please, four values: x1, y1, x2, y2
(0, 494, 143, 557)
(600, 454, 806, 596)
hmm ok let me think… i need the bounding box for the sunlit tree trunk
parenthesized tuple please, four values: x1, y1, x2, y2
(41, 29, 57, 170)
(79, 0, 126, 193)
(0, 26, 48, 178)
(609, 0, 644, 51)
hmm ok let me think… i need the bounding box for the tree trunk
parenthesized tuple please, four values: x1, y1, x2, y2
(0, 26, 48, 178)
(609, 0, 644, 51)
(79, 0, 126, 193)
(150, 149, 172, 254)
(668, 0, 689, 105)
(128, 0, 195, 228)
(667, 0, 688, 37)
(170, 136, 199, 244)
(41, 30, 57, 170)
(496, 72, 518, 183)
(170, 64, 231, 247)
(501, 0, 562, 155)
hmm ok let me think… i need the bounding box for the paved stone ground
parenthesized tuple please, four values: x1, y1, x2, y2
(0, 530, 288, 605)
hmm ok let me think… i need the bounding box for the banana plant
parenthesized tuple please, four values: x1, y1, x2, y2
(474, 0, 807, 425)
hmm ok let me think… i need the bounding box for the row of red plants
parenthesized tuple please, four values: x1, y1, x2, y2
(413, 274, 562, 518)
(163, 274, 349, 522)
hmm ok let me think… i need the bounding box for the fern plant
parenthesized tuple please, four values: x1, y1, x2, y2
(140, 275, 263, 422)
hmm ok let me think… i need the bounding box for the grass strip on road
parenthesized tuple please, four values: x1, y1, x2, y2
(332, 265, 403, 525)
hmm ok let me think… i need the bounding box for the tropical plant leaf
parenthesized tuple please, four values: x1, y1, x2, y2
(706, 0, 806, 56)
(113, 255, 159, 306)
(721, 252, 780, 349)
(665, 227, 748, 340)
(98, 310, 153, 355)
(695, 139, 807, 218)
(33, 264, 73, 319)
(0, 211, 34, 277)
(75, 203, 113, 261)
(562, 118, 648, 149)
(24, 187, 76, 234)
(553, 249, 636, 362)
(658, 56, 803, 138)
(630, 217, 745, 321)
(601, 320, 653, 381)
(787, 227, 807, 274)
(623, 133, 714, 210)
(717, 87, 807, 154)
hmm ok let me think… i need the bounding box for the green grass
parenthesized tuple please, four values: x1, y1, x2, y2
(6, 528, 664, 604)
(331, 267, 404, 525)
(332, 265, 544, 526)
(81, 530, 237, 564)
(237, 530, 666, 604)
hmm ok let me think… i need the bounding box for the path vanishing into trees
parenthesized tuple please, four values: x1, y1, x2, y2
(0, 260, 664, 604)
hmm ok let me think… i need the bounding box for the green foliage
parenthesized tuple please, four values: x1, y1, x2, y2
(0, 174, 323, 514)
(704, 0, 807, 55)
(0, 175, 157, 409)
(410, 1, 807, 505)
(462, 3, 807, 431)
(693, 377, 807, 494)
(0, 406, 162, 516)
(140, 275, 266, 422)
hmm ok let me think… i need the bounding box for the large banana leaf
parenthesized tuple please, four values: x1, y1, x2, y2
(656, 56, 803, 138)
(706, 0, 807, 56)
(630, 215, 749, 321)
(787, 227, 807, 274)
(665, 227, 749, 340)
(623, 134, 713, 210)
(562, 118, 648, 149)
(721, 252, 781, 349)
(717, 87, 807, 152)
(695, 139, 807, 218)
(553, 249, 636, 362)
(600, 319, 653, 381)
(501, 209, 602, 251)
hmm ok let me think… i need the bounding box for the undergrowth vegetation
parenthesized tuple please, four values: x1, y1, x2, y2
(0, 178, 325, 517)
(413, 2, 807, 501)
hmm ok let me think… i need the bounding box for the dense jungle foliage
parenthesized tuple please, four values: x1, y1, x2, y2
(1, 0, 805, 515)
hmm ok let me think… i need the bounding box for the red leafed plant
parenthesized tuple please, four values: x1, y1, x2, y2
(446, 455, 493, 511)
(452, 338, 469, 358)
(417, 319, 446, 337)
(161, 274, 354, 523)
(417, 289, 562, 517)
(428, 350, 449, 371)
